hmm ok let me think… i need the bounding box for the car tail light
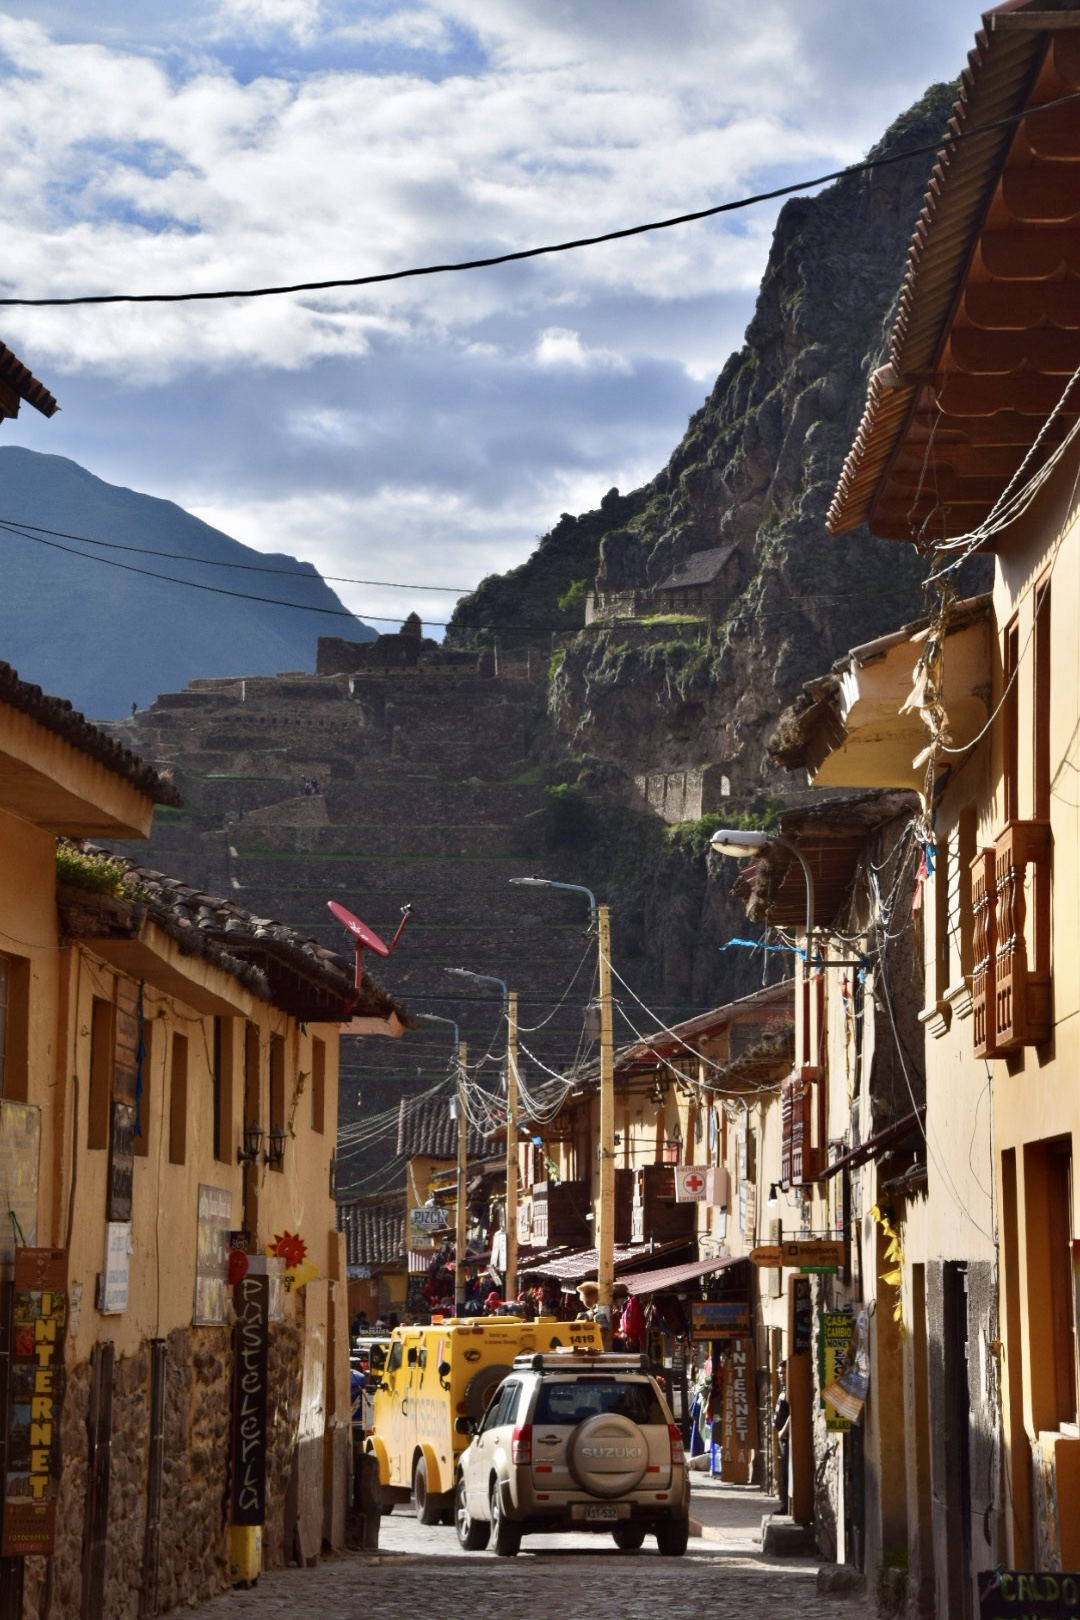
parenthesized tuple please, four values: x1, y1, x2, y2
(511, 1425, 532, 1466)
(668, 1424, 684, 1465)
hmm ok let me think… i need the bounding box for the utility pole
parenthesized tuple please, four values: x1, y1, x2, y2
(506, 992, 519, 1304)
(508, 878, 616, 1349)
(596, 904, 615, 1350)
(456, 1040, 468, 1315)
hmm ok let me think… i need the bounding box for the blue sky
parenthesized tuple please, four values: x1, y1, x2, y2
(0, 1, 982, 634)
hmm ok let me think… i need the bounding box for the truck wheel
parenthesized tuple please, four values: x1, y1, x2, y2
(455, 1477, 490, 1551)
(412, 1457, 442, 1527)
(655, 1515, 689, 1556)
(490, 1482, 521, 1557)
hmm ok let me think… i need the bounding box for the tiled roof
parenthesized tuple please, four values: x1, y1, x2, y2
(58, 841, 411, 1023)
(0, 662, 181, 806)
(397, 1091, 488, 1159)
(0, 342, 59, 420)
(654, 544, 737, 593)
(338, 1195, 407, 1267)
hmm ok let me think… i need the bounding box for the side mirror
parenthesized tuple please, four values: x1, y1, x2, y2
(438, 1361, 451, 1380)
(455, 1415, 476, 1436)
(370, 1346, 386, 1372)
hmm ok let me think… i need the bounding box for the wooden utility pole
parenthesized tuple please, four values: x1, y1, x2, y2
(455, 1040, 468, 1315)
(505, 992, 519, 1303)
(597, 905, 615, 1350)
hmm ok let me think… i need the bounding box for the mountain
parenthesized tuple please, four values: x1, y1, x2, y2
(450, 83, 986, 795)
(0, 448, 376, 719)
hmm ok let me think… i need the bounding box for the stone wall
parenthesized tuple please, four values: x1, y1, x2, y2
(21, 1320, 307, 1620)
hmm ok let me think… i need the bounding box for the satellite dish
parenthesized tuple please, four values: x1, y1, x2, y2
(328, 900, 412, 987)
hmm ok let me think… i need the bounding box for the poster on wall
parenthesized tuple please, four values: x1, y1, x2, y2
(0, 1102, 40, 1266)
(2, 1249, 67, 1557)
(194, 1184, 233, 1325)
(719, 1337, 759, 1483)
(820, 1311, 854, 1432)
(99, 1222, 130, 1314)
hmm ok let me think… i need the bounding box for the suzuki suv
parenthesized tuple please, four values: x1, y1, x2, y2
(453, 1350, 690, 1557)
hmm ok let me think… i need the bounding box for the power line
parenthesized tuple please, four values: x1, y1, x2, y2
(0, 516, 468, 591)
(0, 518, 938, 631)
(1, 91, 1076, 309)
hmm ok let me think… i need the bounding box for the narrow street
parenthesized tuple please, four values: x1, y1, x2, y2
(193, 1482, 870, 1620)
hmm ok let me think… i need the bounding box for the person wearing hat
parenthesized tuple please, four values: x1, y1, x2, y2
(485, 1289, 504, 1313)
(575, 1279, 599, 1321)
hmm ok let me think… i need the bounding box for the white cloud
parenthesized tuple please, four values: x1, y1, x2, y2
(212, 0, 323, 45)
(533, 326, 629, 373)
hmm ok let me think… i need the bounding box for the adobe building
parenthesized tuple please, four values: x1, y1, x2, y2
(0, 658, 406, 1618)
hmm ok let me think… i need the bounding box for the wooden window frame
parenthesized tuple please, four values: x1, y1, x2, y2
(88, 997, 114, 1151)
(311, 1037, 326, 1136)
(169, 1033, 188, 1166)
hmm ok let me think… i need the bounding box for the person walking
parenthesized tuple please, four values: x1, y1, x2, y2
(772, 1360, 791, 1514)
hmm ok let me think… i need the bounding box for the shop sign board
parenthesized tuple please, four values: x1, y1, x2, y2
(231, 1266, 270, 1526)
(978, 1571, 1080, 1620)
(749, 1245, 783, 1268)
(782, 1240, 843, 1273)
(820, 1311, 853, 1432)
(674, 1166, 709, 1202)
(2, 1248, 68, 1556)
(408, 1207, 444, 1249)
(690, 1300, 749, 1341)
(718, 1337, 758, 1484)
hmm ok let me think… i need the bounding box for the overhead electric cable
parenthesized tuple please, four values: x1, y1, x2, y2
(1, 90, 1078, 308)
(0, 516, 468, 590)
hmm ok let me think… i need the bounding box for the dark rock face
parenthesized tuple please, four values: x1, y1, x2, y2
(454, 84, 970, 793)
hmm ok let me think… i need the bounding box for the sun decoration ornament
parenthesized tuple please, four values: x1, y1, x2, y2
(269, 1230, 306, 1268)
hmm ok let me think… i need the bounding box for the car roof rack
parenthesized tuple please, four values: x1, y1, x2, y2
(513, 1351, 651, 1373)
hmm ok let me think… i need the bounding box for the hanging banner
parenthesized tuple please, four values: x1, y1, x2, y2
(2, 1249, 68, 1557)
(820, 1311, 853, 1432)
(718, 1336, 759, 1483)
(674, 1166, 710, 1202)
(231, 1265, 270, 1526)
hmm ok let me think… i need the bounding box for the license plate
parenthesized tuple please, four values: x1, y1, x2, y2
(583, 1505, 619, 1523)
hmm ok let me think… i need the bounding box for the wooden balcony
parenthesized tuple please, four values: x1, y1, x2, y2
(781, 1067, 823, 1186)
(971, 820, 1052, 1056)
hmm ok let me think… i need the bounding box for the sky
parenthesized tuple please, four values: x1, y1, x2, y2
(0, 1, 983, 635)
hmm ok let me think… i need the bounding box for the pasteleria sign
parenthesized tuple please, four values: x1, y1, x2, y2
(749, 1245, 783, 1268)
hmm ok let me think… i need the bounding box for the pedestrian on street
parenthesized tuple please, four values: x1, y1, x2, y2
(773, 1360, 790, 1514)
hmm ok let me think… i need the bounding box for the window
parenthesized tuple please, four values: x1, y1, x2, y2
(213, 1018, 234, 1165)
(387, 1341, 403, 1374)
(169, 1034, 188, 1165)
(1033, 578, 1051, 821)
(1024, 1137, 1077, 1430)
(133, 1017, 155, 1158)
(532, 1379, 665, 1427)
(244, 1023, 261, 1133)
(311, 1037, 326, 1135)
(0, 954, 29, 1101)
(269, 1035, 285, 1172)
(951, 808, 977, 987)
(482, 1380, 520, 1431)
(88, 997, 113, 1150)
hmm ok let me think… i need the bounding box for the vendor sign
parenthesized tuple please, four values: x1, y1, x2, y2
(2, 1249, 67, 1557)
(691, 1301, 750, 1340)
(820, 1311, 853, 1432)
(408, 1207, 444, 1248)
(979, 1571, 1080, 1620)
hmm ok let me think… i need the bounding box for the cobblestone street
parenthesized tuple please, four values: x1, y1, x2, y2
(193, 1483, 870, 1620)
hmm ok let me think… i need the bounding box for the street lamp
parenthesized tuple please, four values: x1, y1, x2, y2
(509, 876, 615, 1347)
(418, 1012, 469, 1313)
(709, 829, 816, 959)
(445, 968, 519, 1302)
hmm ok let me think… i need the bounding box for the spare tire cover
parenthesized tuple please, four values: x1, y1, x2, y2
(463, 1364, 511, 1421)
(567, 1413, 649, 1498)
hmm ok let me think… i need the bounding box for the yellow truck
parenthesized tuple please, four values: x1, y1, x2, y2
(368, 1316, 603, 1522)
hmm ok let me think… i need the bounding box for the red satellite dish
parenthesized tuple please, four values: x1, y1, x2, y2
(328, 900, 411, 988)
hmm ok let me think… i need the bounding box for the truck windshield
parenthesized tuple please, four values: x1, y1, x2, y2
(533, 1380, 665, 1427)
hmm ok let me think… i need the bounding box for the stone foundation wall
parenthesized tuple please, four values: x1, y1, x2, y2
(20, 1319, 306, 1620)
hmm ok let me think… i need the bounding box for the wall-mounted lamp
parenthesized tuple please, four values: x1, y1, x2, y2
(767, 1182, 780, 1207)
(266, 1126, 287, 1168)
(238, 1122, 264, 1166)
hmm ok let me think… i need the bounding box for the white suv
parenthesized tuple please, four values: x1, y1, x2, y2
(454, 1351, 690, 1557)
